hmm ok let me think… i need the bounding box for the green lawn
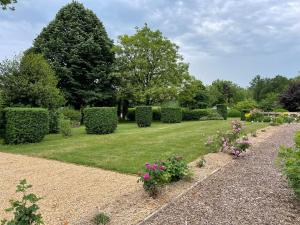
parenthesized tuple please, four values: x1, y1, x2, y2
(0, 120, 267, 174)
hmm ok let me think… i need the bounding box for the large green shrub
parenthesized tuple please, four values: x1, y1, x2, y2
(4, 108, 49, 144)
(48, 110, 61, 133)
(83, 107, 117, 134)
(0, 91, 5, 138)
(161, 107, 182, 123)
(126, 108, 135, 121)
(216, 104, 227, 120)
(228, 109, 241, 118)
(135, 106, 152, 127)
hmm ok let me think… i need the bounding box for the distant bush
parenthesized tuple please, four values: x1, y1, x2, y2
(161, 107, 182, 123)
(60, 119, 72, 137)
(241, 109, 250, 121)
(216, 104, 227, 120)
(182, 109, 200, 121)
(126, 108, 135, 121)
(84, 107, 117, 134)
(199, 109, 223, 121)
(234, 99, 258, 111)
(263, 116, 271, 122)
(152, 107, 161, 121)
(274, 108, 288, 112)
(135, 106, 152, 127)
(228, 109, 241, 118)
(0, 92, 5, 138)
(4, 108, 49, 144)
(48, 110, 61, 133)
(60, 107, 81, 125)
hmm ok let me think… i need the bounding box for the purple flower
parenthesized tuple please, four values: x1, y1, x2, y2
(143, 173, 150, 180)
(152, 163, 158, 170)
(145, 163, 151, 169)
(159, 165, 166, 171)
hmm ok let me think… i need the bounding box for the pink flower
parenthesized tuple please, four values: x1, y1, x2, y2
(143, 173, 150, 180)
(152, 163, 158, 170)
(159, 165, 166, 171)
(145, 163, 151, 169)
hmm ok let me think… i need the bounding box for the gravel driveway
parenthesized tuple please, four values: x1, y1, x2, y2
(141, 124, 300, 225)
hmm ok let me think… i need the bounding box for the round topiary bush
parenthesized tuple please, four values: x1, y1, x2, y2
(83, 107, 117, 134)
(228, 109, 241, 118)
(135, 106, 152, 127)
(216, 104, 227, 120)
(161, 107, 182, 123)
(4, 108, 49, 144)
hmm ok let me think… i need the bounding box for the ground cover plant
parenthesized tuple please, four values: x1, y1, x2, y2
(278, 131, 300, 199)
(0, 120, 266, 174)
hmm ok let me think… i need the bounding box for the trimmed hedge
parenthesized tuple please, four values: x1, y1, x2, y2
(84, 107, 118, 134)
(216, 104, 227, 120)
(228, 109, 241, 118)
(182, 109, 201, 121)
(241, 109, 250, 121)
(4, 108, 49, 144)
(161, 107, 182, 123)
(136, 106, 152, 127)
(49, 110, 61, 133)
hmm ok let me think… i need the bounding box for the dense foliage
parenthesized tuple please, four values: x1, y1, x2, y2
(0, 0, 17, 10)
(84, 107, 118, 134)
(32, 2, 115, 109)
(280, 81, 300, 112)
(48, 110, 61, 133)
(216, 104, 227, 120)
(114, 24, 189, 105)
(1, 179, 43, 225)
(135, 106, 152, 127)
(4, 108, 49, 144)
(161, 107, 182, 123)
(0, 53, 64, 109)
(60, 119, 72, 137)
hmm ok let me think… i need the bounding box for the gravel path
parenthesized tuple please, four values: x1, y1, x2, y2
(141, 124, 300, 225)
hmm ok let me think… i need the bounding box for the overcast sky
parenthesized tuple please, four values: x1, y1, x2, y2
(1, 0, 300, 86)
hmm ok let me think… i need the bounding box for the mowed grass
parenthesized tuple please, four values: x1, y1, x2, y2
(0, 120, 267, 174)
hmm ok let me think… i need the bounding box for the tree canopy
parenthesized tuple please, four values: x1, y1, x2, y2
(0, 53, 64, 109)
(32, 2, 115, 109)
(0, 0, 17, 10)
(114, 24, 190, 105)
(280, 81, 300, 111)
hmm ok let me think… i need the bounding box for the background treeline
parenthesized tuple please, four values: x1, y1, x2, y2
(0, 2, 299, 121)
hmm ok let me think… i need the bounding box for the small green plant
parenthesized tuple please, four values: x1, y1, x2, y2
(60, 119, 72, 137)
(163, 156, 191, 182)
(92, 212, 110, 225)
(1, 179, 43, 225)
(197, 158, 206, 168)
(278, 145, 300, 198)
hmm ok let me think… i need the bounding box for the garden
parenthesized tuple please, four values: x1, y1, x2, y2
(0, 1, 300, 225)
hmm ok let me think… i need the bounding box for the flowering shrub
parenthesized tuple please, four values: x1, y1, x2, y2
(206, 120, 251, 157)
(139, 156, 191, 197)
(232, 136, 251, 157)
(138, 162, 169, 197)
